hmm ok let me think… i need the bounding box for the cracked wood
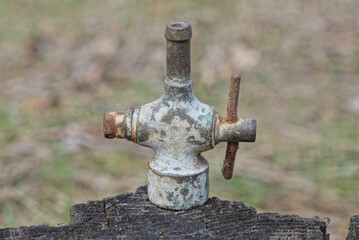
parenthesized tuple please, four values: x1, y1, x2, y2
(0, 186, 331, 240)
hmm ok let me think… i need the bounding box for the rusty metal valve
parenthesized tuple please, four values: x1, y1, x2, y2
(103, 21, 256, 210)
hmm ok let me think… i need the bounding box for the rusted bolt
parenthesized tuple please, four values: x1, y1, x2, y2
(103, 110, 126, 139)
(103, 21, 256, 210)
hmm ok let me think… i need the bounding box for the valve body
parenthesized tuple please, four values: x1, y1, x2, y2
(104, 21, 256, 210)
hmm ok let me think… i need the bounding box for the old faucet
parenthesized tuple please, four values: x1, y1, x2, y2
(103, 21, 256, 210)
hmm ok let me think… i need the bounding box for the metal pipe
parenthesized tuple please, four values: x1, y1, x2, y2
(216, 118, 257, 143)
(222, 74, 241, 180)
(165, 21, 192, 86)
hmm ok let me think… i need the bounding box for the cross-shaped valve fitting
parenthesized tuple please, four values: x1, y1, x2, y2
(104, 21, 256, 210)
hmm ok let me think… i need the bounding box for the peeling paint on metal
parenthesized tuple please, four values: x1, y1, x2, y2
(103, 21, 256, 210)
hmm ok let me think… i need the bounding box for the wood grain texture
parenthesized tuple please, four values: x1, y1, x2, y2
(0, 186, 330, 239)
(346, 215, 359, 240)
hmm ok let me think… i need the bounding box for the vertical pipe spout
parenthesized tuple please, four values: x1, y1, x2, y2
(165, 21, 192, 86)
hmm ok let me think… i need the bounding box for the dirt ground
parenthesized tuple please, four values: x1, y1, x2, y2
(0, 1, 358, 239)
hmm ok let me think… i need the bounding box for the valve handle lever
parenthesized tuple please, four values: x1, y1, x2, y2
(222, 74, 241, 180)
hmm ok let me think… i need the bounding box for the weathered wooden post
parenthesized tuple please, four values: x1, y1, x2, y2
(346, 215, 359, 240)
(0, 186, 332, 239)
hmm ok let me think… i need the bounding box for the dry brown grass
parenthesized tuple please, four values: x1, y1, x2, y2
(0, 1, 358, 238)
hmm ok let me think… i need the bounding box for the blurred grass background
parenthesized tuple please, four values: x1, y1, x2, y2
(0, 0, 358, 238)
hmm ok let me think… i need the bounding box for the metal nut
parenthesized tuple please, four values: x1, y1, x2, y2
(103, 110, 126, 139)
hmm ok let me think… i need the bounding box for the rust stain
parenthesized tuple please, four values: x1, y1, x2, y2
(150, 130, 154, 138)
(222, 74, 241, 180)
(103, 110, 126, 139)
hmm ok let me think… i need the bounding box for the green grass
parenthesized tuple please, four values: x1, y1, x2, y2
(0, 1, 358, 237)
(0, 0, 92, 45)
(0, 107, 19, 143)
(213, 174, 273, 206)
(2, 204, 16, 227)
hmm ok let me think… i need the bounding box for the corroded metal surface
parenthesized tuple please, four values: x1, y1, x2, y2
(222, 75, 252, 179)
(103, 110, 126, 139)
(103, 21, 257, 210)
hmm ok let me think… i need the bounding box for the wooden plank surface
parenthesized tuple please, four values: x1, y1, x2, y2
(346, 215, 359, 240)
(0, 186, 330, 239)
